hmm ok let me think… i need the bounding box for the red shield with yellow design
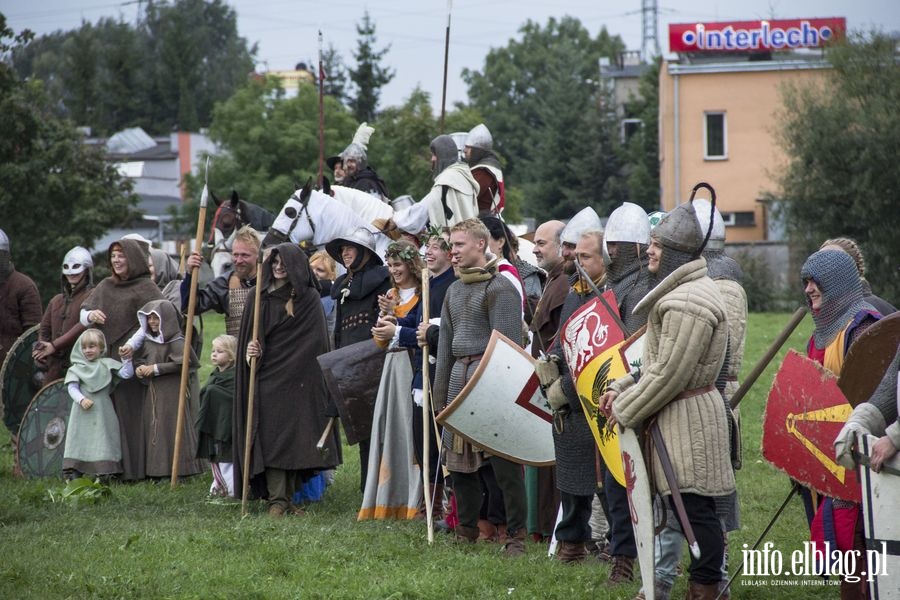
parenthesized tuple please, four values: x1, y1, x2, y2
(762, 350, 860, 502)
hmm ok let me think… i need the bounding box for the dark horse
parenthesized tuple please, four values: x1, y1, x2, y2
(208, 190, 276, 277)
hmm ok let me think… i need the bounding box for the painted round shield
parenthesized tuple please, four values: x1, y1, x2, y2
(16, 379, 69, 478)
(1, 325, 41, 434)
(838, 312, 900, 407)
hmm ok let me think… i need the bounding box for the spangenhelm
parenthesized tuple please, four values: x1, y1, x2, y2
(602, 202, 650, 266)
(465, 123, 493, 152)
(560, 207, 602, 246)
(652, 202, 704, 255)
(325, 227, 382, 267)
(62, 246, 93, 275)
(0, 228, 9, 252)
(691, 198, 726, 251)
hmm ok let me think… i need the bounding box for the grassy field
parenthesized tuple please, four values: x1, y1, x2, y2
(0, 312, 842, 599)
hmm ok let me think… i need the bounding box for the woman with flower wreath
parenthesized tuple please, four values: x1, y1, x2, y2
(358, 239, 425, 520)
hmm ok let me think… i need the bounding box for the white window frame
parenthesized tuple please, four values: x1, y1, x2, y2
(620, 118, 643, 143)
(704, 112, 728, 160)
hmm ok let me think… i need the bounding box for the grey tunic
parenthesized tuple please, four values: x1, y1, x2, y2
(433, 273, 524, 474)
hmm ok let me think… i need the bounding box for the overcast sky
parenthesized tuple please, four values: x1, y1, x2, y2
(3, 0, 898, 111)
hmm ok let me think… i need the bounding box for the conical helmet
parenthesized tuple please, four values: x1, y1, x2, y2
(691, 199, 725, 250)
(652, 202, 704, 255)
(465, 124, 493, 151)
(560, 207, 602, 246)
(602, 202, 650, 265)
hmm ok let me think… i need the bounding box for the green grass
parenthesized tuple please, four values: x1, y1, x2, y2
(0, 312, 839, 599)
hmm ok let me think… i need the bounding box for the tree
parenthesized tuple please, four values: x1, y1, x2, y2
(463, 17, 626, 220)
(775, 33, 900, 301)
(0, 17, 139, 302)
(10, 0, 256, 135)
(321, 42, 349, 103)
(180, 76, 357, 220)
(348, 11, 394, 123)
(618, 58, 660, 212)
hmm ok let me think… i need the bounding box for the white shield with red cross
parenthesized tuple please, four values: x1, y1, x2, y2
(436, 331, 554, 466)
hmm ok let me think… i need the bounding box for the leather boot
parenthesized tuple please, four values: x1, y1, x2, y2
(477, 519, 499, 543)
(633, 579, 673, 600)
(556, 541, 588, 564)
(454, 525, 478, 544)
(502, 528, 527, 557)
(685, 581, 719, 600)
(606, 555, 635, 585)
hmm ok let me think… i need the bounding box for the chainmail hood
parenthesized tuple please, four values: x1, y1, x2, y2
(801, 249, 876, 350)
(703, 248, 744, 283)
(431, 135, 461, 179)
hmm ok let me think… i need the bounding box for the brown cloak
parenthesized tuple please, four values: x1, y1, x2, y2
(81, 238, 163, 480)
(233, 244, 341, 500)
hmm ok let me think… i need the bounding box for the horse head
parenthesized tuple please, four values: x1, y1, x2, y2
(263, 179, 315, 248)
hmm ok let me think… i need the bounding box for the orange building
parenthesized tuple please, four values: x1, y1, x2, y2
(659, 18, 845, 242)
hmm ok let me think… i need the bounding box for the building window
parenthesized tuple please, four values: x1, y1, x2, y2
(704, 112, 727, 160)
(621, 118, 643, 143)
(720, 211, 755, 227)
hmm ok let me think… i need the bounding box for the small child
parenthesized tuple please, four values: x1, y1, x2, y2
(196, 334, 237, 497)
(122, 299, 203, 479)
(63, 329, 134, 480)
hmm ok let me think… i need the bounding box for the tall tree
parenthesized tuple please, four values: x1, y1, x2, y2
(180, 76, 357, 219)
(0, 17, 139, 302)
(348, 12, 394, 123)
(618, 58, 660, 212)
(463, 17, 625, 220)
(776, 33, 900, 301)
(10, 0, 256, 135)
(321, 42, 349, 103)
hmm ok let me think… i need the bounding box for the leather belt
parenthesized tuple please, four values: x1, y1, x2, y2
(674, 384, 716, 401)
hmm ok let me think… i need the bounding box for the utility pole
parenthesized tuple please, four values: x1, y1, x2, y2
(641, 0, 660, 62)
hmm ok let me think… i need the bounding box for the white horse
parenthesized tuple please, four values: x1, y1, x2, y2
(262, 183, 397, 258)
(330, 185, 431, 234)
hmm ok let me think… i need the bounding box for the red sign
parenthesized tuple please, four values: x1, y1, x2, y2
(669, 18, 845, 53)
(762, 350, 860, 503)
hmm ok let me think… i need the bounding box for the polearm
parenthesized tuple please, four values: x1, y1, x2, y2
(420, 267, 434, 543)
(171, 157, 209, 487)
(317, 30, 325, 187)
(241, 250, 265, 517)
(729, 307, 807, 410)
(439, 0, 452, 133)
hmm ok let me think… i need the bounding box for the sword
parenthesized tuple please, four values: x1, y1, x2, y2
(649, 422, 701, 560)
(852, 449, 900, 477)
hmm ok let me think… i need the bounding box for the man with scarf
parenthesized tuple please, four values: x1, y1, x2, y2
(464, 123, 505, 215)
(534, 229, 610, 565)
(327, 227, 391, 492)
(33, 247, 95, 383)
(184, 226, 260, 338)
(432, 218, 528, 555)
(800, 249, 881, 600)
(422, 135, 480, 228)
(600, 202, 734, 600)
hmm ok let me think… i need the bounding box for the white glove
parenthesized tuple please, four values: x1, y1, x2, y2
(834, 403, 887, 470)
(547, 379, 568, 411)
(535, 356, 561, 388)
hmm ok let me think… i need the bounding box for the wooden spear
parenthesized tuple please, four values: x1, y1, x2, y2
(241, 250, 265, 517)
(420, 267, 434, 543)
(170, 158, 209, 487)
(439, 1, 452, 133)
(317, 30, 325, 187)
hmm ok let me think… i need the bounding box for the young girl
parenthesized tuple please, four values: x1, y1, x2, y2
(63, 329, 134, 480)
(125, 299, 203, 479)
(196, 334, 237, 497)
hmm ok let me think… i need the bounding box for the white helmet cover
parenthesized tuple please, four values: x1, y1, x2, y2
(560, 207, 602, 246)
(602, 202, 651, 265)
(62, 246, 93, 275)
(691, 198, 726, 250)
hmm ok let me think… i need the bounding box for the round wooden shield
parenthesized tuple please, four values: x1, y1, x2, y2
(16, 379, 69, 478)
(1, 325, 41, 435)
(838, 312, 900, 407)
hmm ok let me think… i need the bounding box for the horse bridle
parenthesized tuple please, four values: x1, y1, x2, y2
(282, 189, 316, 240)
(208, 202, 246, 258)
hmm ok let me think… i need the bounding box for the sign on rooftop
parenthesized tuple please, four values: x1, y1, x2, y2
(669, 18, 846, 53)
